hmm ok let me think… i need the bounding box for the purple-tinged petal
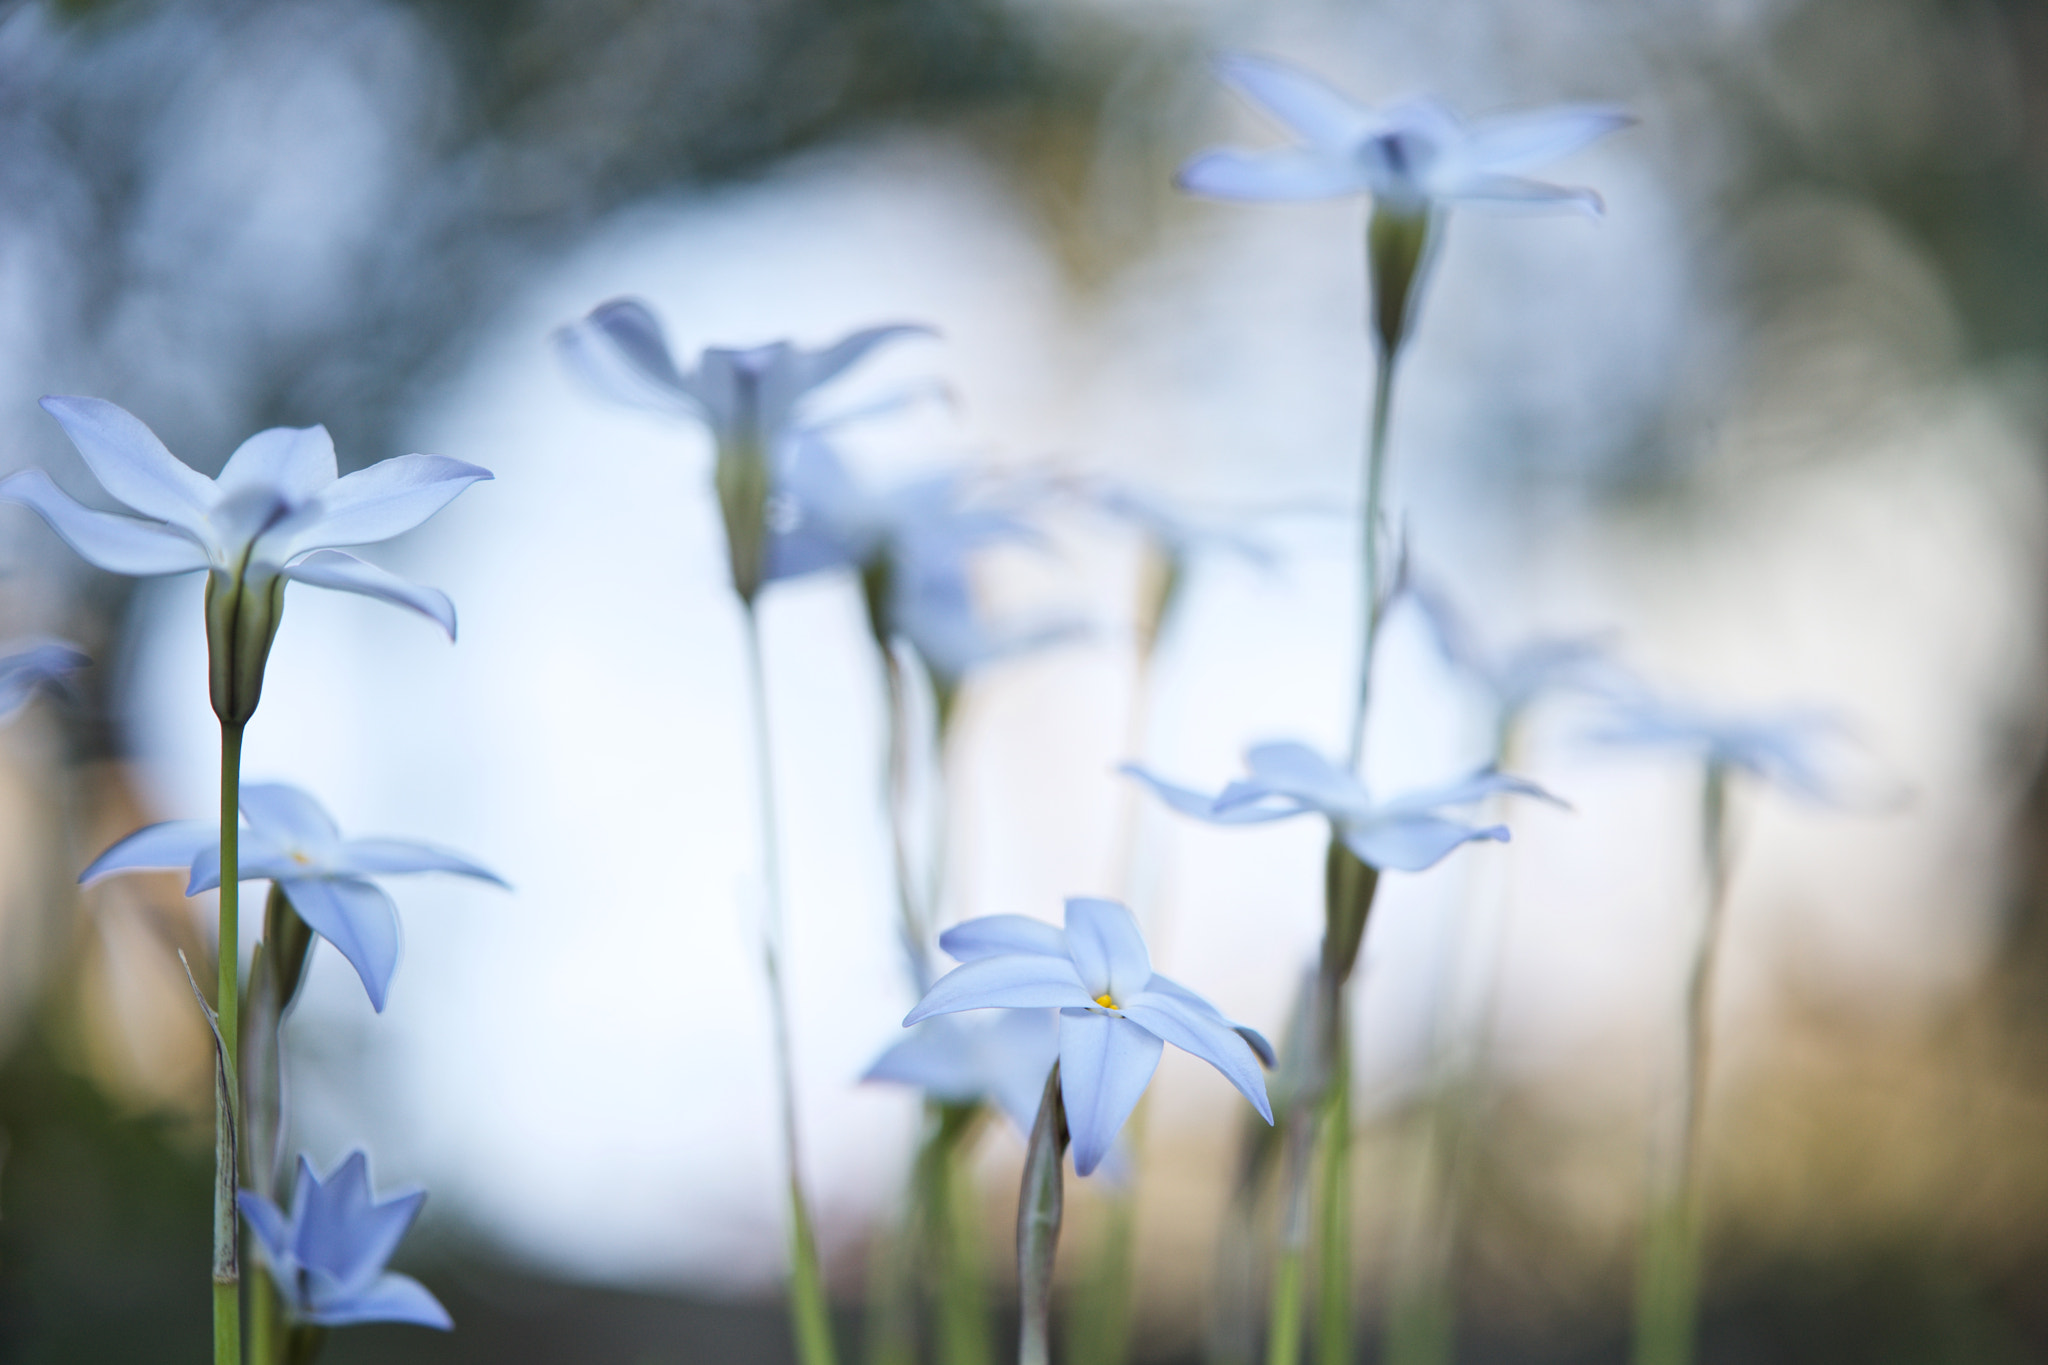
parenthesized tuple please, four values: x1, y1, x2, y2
(238, 1189, 294, 1266)
(1342, 814, 1507, 872)
(1062, 898, 1150, 1004)
(1119, 763, 1304, 826)
(239, 783, 342, 857)
(938, 914, 1068, 962)
(904, 955, 1092, 1025)
(554, 298, 705, 416)
(79, 820, 216, 885)
(1176, 148, 1369, 202)
(0, 640, 87, 721)
(291, 455, 492, 554)
(296, 1151, 425, 1293)
(38, 396, 216, 533)
(216, 425, 338, 506)
(334, 838, 507, 887)
(1058, 1010, 1162, 1178)
(305, 1271, 452, 1330)
(0, 469, 212, 575)
(794, 324, 934, 393)
(1457, 106, 1632, 175)
(1121, 991, 1272, 1123)
(1214, 53, 1379, 151)
(281, 550, 456, 638)
(281, 878, 401, 1012)
(1439, 172, 1604, 216)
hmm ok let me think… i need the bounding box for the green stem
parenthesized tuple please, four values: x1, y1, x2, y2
(1018, 1065, 1069, 1365)
(216, 719, 245, 1365)
(1344, 350, 1396, 771)
(1632, 764, 1731, 1365)
(249, 1273, 280, 1365)
(882, 646, 937, 994)
(1313, 1053, 1351, 1365)
(742, 609, 838, 1365)
(927, 1105, 992, 1365)
(1264, 1107, 1317, 1365)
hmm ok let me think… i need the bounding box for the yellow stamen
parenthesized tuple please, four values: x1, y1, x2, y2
(1094, 993, 1116, 1010)
(289, 850, 312, 865)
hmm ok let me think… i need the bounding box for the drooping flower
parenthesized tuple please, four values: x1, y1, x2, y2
(1125, 740, 1559, 872)
(82, 782, 505, 1011)
(1589, 693, 1844, 802)
(554, 298, 930, 604)
(240, 1150, 451, 1330)
(0, 397, 490, 723)
(903, 898, 1272, 1176)
(864, 1009, 1061, 1137)
(0, 639, 88, 722)
(1178, 53, 1630, 219)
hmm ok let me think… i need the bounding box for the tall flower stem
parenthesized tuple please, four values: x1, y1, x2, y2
(1018, 1065, 1070, 1365)
(881, 644, 940, 995)
(1313, 1041, 1352, 1365)
(742, 608, 838, 1365)
(213, 718, 245, 1365)
(1344, 347, 1397, 771)
(1632, 764, 1731, 1365)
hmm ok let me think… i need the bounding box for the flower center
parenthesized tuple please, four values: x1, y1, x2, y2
(1094, 993, 1116, 1010)
(289, 850, 313, 866)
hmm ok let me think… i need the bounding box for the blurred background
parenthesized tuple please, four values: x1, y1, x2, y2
(2, 0, 2048, 1360)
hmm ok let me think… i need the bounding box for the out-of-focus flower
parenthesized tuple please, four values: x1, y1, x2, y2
(865, 1009, 1060, 1136)
(554, 298, 929, 604)
(904, 897, 1272, 1176)
(1126, 740, 1559, 872)
(240, 1150, 451, 1331)
(0, 639, 87, 722)
(1590, 694, 1844, 801)
(1407, 581, 1615, 740)
(82, 782, 504, 1011)
(1178, 53, 1630, 218)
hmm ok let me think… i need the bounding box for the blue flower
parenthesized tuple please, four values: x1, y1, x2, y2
(81, 782, 505, 1011)
(1406, 580, 1616, 736)
(0, 639, 88, 722)
(0, 397, 490, 636)
(1179, 53, 1630, 218)
(865, 1009, 1060, 1137)
(1125, 741, 1559, 872)
(1590, 694, 1844, 801)
(903, 897, 1273, 1177)
(240, 1150, 451, 1330)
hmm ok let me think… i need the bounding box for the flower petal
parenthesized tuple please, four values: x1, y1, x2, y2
(186, 828, 299, 894)
(904, 954, 1092, 1025)
(1380, 767, 1563, 815)
(1176, 148, 1370, 202)
(281, 550, 456, 639)
(1214, 53, 1379, 150)
(38, 396, 216, 533)
(216, 425, 338, 506)
(938, 914, 1068, 962)
(296, 1151, 425, 1294)
(1438, 172, 1604, 216)
(1119, 763, 1304, 826)
(79, 820, 217, 886)
(238, 1189, 294, 1267)
(1342, 813, 1508, 872)
(292, 455, 492, 554)
(305, 1271, 452, 1330)
(0, 640, 88, 720)
(1121, 990, 1272, 1123)
(240, 783, 342, 857)
(1458, 106, 1632, 175)
(1062, 897, 1150, 1004)
(334, 838, 508, 887)
(281, 877, 402, 1011)
(1058, 1010, 1162, 1178)
(794, 324, 934, 393)
(1240, 742, 1367, 813)
(0, 469, 212, 575)
(554, 298, 705, 416)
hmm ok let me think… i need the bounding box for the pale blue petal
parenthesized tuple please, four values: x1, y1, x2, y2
(794, 324, 934, 393)
(1241, 742, 1367, 813)
(291, 455, 492, 554)
(1177, 148, 1369, 201)
(238, 1189, 294, 1266)
(1058, 1010, 1162, 1178)
(1119, 763, 1304, 826)
(281, 550, 456, 638)
(983, 1010, 1063, 1134)
(1382, 767, 1563, 814)
(306, 1271, 451, 1330)
(0, 641, 88, 719)
(903, 955, 1092, 1025)
(1214, 53, 1379, 150)
(334, 838, 508, 887)
(239, 783, 341, 856)
(216, 425, 337, 506)
(939, 914, 1068, 962)
(39, 396, 216, 533)
(1121, 991, 1272, 1123)
(79, 820, 216, 885)
(282, 877, 401, 1012)
(1062, 898, 1150, 1004)
(553, 298, 705, 416)
(1458, 106, 1631, 174)
(864, 1017, 986, 1100)
(1439, 172, 1604, 216)
(0, 469, 211, 575)
(1343, 814, 1508, 872)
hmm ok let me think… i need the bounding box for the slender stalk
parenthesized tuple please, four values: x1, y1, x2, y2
(1313, 1048, 1351, 1365)
(215, 718, 245, 1365)
(882, 645, 938, 995)
(1344, 352, 1397, 771)
(1264, 1107, 1317, 1365)
(249, 1275, 280, 1365)
(742, 609, 838, 1365)
(928, 1105, 992, 1365)
(1632, 764, 1731, 1365)
(1018, 1065, 1070, 1365)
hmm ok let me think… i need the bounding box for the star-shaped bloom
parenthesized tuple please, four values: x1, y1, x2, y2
(903, 898, 1273, 1177)
(1407, 581, 1616, 736)
(864, 1009, 1061, 1137)
(1125, 741, 1559, 872)
(0, 639, 87, 722)
(0, 397, 490, 636)
(82, 782, 505, 1011)
(1590, 694, 1844, 802)
(1178, 53, 1630, 218)
(240, 1150, 450, 1331)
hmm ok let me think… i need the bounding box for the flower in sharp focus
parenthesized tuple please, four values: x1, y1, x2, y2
(82, 782, 505, 1011)
(240, 1150, 451, 1330)
(903, 897, 1273, 1177)
(554, 298, 931, 603)
(0, 639, 88, 722)
(0, 398, 489, 635)
(1125, 740, 1561, 872)
(1589, 693, 1847, 802)
(1178, 53, 1631, 219)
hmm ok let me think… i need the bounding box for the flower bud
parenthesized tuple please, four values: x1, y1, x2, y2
(204, 565, 286, 726)
(1367, 205, 1435, 358)
(1322, 835, 1380, 985)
